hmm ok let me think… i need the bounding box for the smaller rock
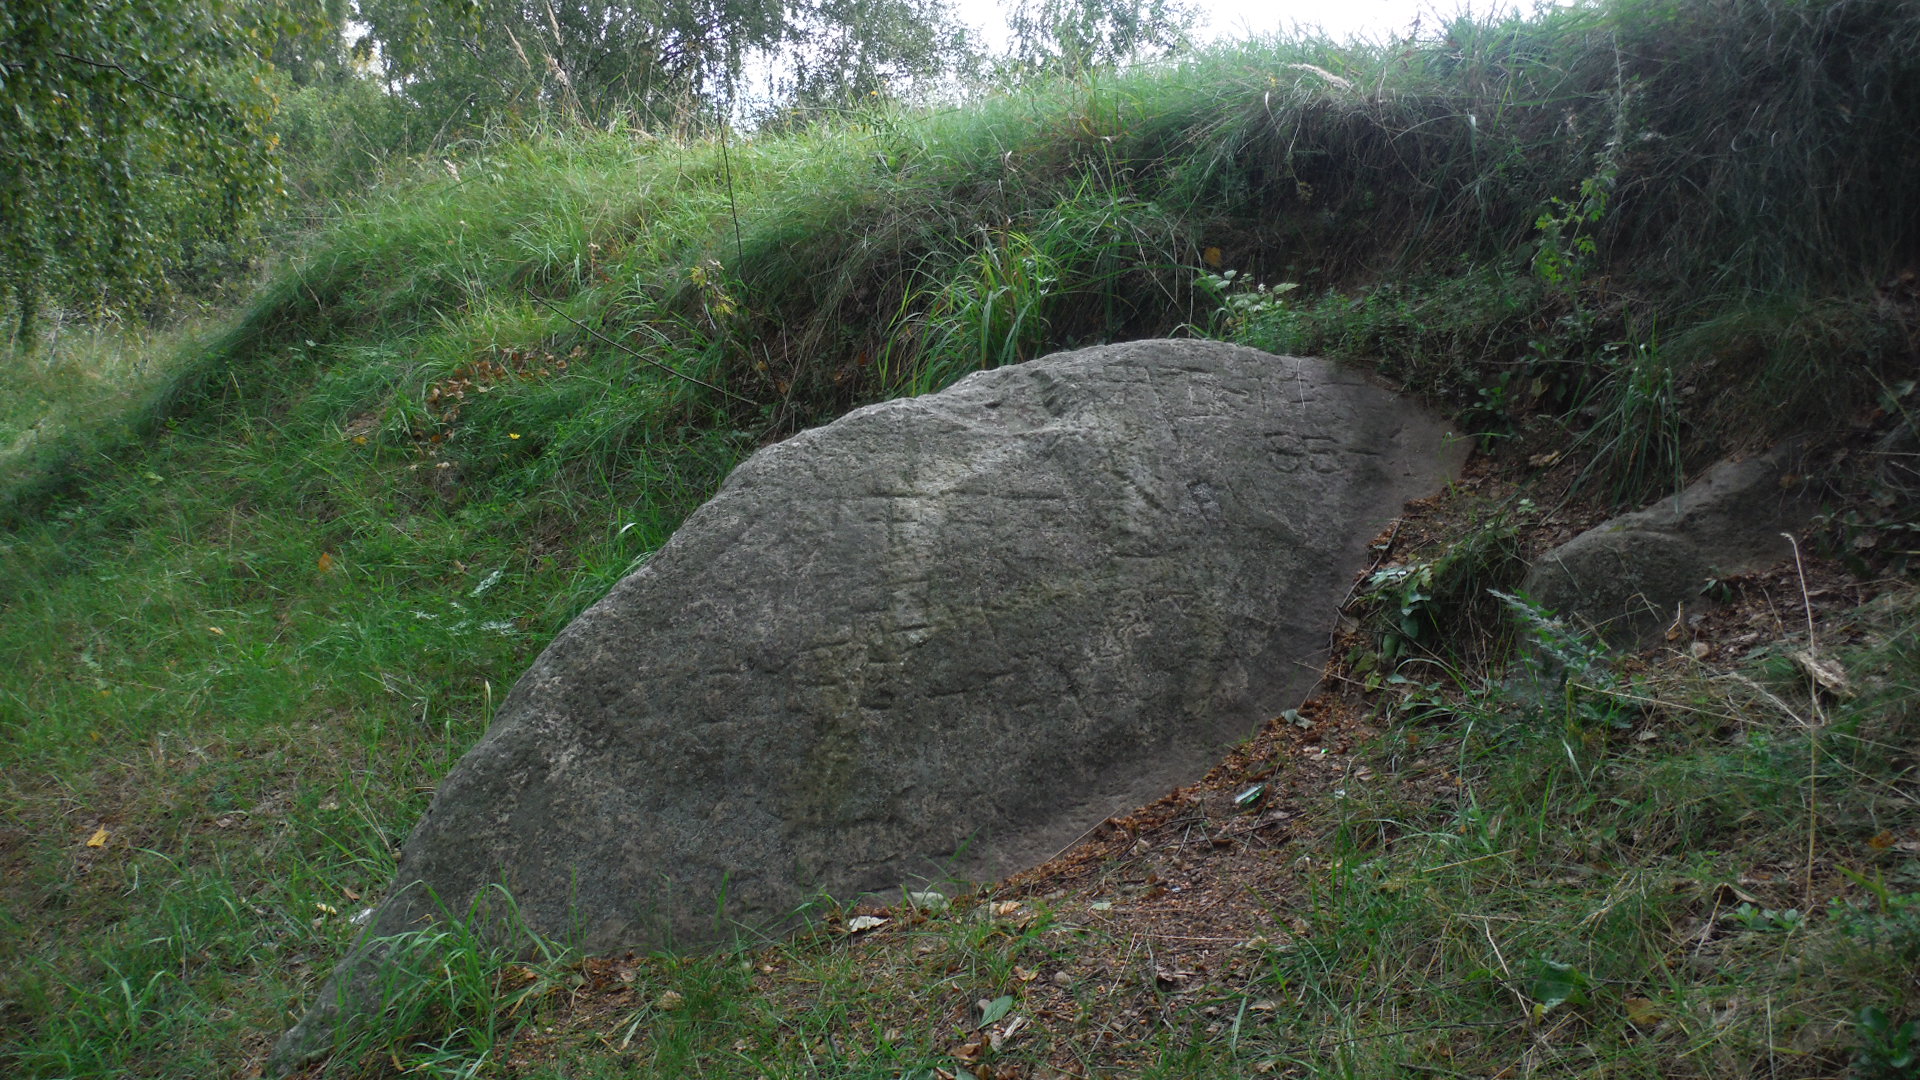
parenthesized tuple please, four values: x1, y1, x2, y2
(1520, 443, 1818, 647)
(906, 890, 950, 913)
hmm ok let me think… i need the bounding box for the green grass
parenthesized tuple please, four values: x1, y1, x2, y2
(272, 579, 1915, 1080)
(3, 0, 1920, 1074)
(1237, 586, 1920, 1079)
(12, 0, 1920, 516)
(512, 579, 1917, 1080)
(0, 311, 226, 500)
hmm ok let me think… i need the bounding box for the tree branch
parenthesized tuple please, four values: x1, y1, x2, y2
(51, 51, 192, 101)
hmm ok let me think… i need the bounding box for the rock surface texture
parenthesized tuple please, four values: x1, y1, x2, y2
(1521, 443, 1818, 645)
(273, 340, 1467, 1069)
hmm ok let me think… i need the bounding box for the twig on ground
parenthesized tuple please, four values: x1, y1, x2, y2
(1783, 532, 1822, 911)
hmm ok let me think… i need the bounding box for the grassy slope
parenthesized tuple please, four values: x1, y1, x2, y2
(2, 0, 1918, 1075)
(488, 518, 1920, 1080)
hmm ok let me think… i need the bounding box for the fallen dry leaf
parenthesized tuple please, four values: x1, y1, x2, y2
(1624, 996, 1665, 1026)
(1792, 650, 1852, 697)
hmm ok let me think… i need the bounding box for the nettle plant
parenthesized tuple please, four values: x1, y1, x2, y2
(1531, 169, 1614, 292)
(1531, 87, 1629, 297)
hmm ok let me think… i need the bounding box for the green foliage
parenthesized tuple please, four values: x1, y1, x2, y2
(774, 0, 977, 112)
(354, 0, 968, 140)
(1006, 0, 1197, 79)
(0, 131, 756, 1076)
(0, 0, 290, 337)
(1495, 589, 1612, 686)
(354, 0, 758, 129)
(886, 181, 1180, 391)
(1193, 268, 1296, 338)
(1532, 171, 1614, 292)
(1669, 296, 1920, 450)
(914, 227, 1064, 380)
(261, 0, 354, 88)
(266, 66, 417, 211)
(1854, 1006, 1920, 1080)
(1351, 502, 1529, 672)
(1725, 902, 1806, 934)
(1232, 269, 1571, 423)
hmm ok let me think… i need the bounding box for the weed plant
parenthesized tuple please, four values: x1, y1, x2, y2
(1352, 498, 1531, 672)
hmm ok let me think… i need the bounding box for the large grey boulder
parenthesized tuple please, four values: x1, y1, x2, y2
(273, 340, 1466, 1068)
(1521, 442, 1818, 646)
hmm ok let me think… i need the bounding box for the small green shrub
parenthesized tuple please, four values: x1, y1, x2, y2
(1352, 502, 1529, 671)
(1853, 1006, 1920, 1080)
